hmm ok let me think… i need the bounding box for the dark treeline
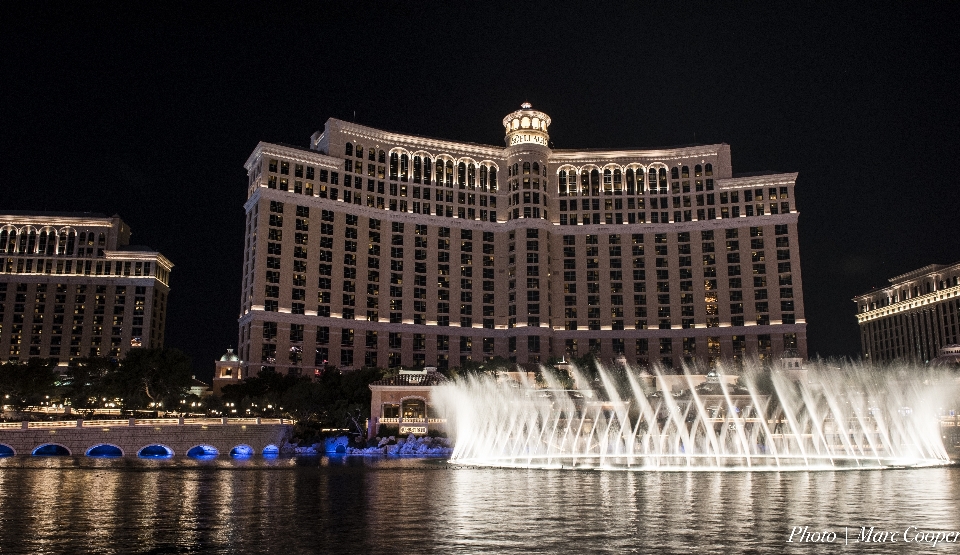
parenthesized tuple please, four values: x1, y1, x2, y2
(0, 348, 194, 414)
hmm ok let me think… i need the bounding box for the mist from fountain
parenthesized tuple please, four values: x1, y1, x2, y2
(435, 360, 955, 470)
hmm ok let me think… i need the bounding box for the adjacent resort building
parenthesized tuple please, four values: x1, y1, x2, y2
(231, 104, 806, 379)
(854, 261, 960, 363)
(0, 212, 173, 365)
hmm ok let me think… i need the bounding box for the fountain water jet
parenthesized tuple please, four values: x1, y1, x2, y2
(435, 360, 954, 471)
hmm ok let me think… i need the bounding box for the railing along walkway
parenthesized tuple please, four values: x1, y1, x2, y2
(0, 417, 289, 430)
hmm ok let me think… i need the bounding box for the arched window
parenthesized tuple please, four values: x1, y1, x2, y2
(423, 157, 432, 185)
(356, 145, 363, 159)
(413, 156, 422, 183)
(636, 168, 645, 194)
(59, 229, 76, 256)
(489, 167, 497, 191)
(532, 162, 540, 174)
(368, 148, 375, 161)
(705, 163, 713, 176)
(457, 162, 466, 187)
(38, 229, 52, 255)
(467, 164, 476, 188)
(20, 227, 37, 254)
(681, 165, 689, 178)
(590, 169, 600, 196)
(16, 227, 30, 254)
(522, 162, 531, 175)
(76, 231, 87, 256)
(695, 164, 703, 177)
(603, 169, 612, 193)
(581, 171, 589, 196)
(435, 159, 444, 184)
(671, 167, 679, 180)
(558, 170, 567, 196)
(345, 143, 353, 157)
(389, 152, 399, 180)
(400, 154, 409, 181)
(445, 160, 453, 186)
(379, 150, 386, 163)
(0, 227, 14, 254)
(625, 169, 635, 195)
(658, 168, 667, 192)
(613, 169, 622, 193)
(479, 165, 488, 190)
(513, 163, 519, 176)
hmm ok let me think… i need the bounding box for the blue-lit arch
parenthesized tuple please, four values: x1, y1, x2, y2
(138, 444, 174, 458)
(186, 445, 219, 459)
(32, 444, 71, 456)
(86, 444, 124, 458)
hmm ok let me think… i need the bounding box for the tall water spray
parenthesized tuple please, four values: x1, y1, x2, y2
(435, 361, 955, 470)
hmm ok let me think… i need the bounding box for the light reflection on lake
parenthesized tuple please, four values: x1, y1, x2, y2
(0, 456, 957, 554)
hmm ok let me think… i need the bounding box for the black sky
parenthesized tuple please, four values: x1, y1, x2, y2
(2, 3, 958, 378)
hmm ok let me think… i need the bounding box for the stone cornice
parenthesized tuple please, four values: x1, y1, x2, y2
(855, 283, 960, 323)
(0, 216, 117, 228)
(888, 263, 956, 284)
(104, 250, 174, 269)
(717, 173, 799, 189)
(549, 144, 729, 164)
(237, 307, 807, 337)
(247, 186, 799, 233)
(853, 261, 960, 301)
(330, 119, 504, 159)
(550, 212, 799, 235)
(244, 142, 343, 171)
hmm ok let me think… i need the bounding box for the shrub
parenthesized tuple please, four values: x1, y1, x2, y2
(377, 424, 399, 437)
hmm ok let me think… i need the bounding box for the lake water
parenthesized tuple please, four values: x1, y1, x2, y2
(0, 456, 958, 554)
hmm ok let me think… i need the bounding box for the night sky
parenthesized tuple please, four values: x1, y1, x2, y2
(3, 3, 958, 379)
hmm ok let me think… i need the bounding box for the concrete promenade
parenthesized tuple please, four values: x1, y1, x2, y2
(0, 417, 293, 457)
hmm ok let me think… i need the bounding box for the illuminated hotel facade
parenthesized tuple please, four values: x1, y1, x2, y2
(854, 261, 960, 363)
(0, 213, 173, 365)
(234, 104, 806, 378)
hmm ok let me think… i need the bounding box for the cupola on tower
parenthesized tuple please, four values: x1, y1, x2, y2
(503, 103, 552, 221)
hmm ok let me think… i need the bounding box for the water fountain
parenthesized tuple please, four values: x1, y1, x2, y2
(436, 361, 955, 470)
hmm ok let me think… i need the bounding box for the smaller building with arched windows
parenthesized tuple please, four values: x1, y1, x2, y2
(367, 368, 448, 438)
(0, 212, 173, 365)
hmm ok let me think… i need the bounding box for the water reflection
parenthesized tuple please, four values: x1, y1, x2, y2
(0, 457, 956, 554)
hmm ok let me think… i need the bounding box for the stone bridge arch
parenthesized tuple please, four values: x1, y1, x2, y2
(32, 443, 71, 456)
(0, 420, 293, 457)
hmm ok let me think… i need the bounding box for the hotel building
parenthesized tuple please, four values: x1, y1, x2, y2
(854, 261, 960, 363)
(0, 212, 173, 365)
(235, 104, 806, 377)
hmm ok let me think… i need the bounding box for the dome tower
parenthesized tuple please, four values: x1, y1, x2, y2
(502, 103, 552, 222)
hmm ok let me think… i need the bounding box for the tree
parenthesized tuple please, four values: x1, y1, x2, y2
(0, 358, 59, 410)
(280, 380, 326, 423)
(114, 348, 193, 410)
(61, 356, 118, 409)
